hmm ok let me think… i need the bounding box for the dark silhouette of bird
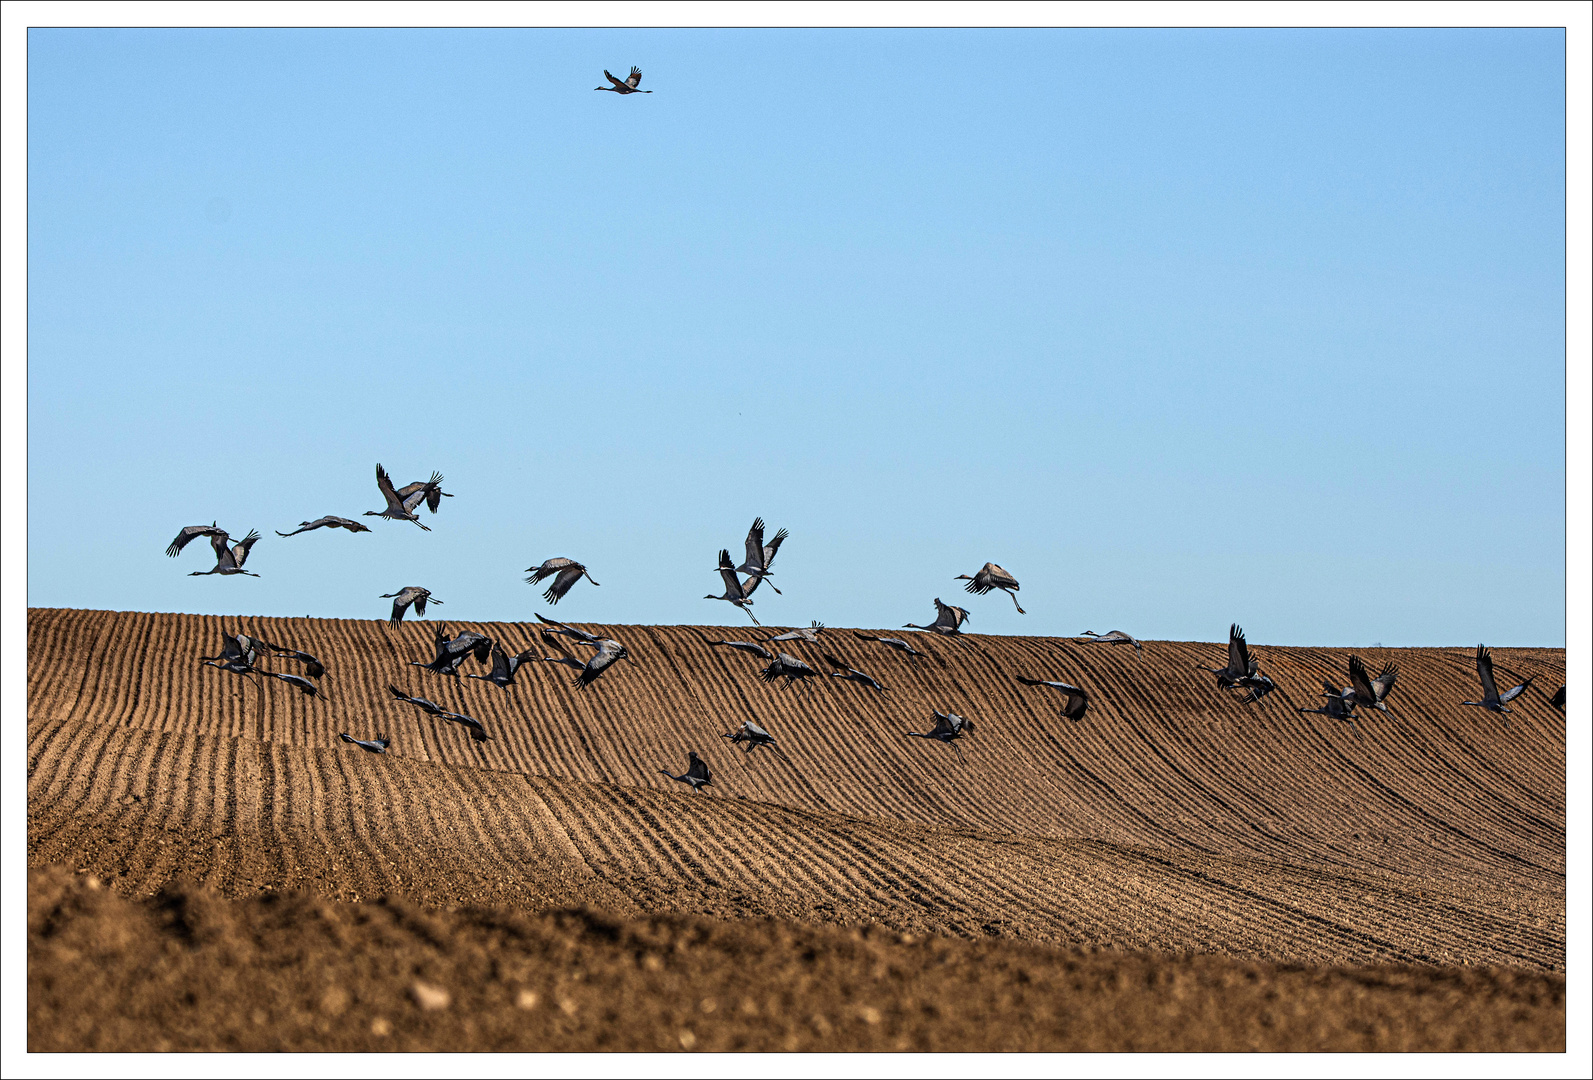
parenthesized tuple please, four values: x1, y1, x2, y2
(1463, 644, 1533, 714)
(388, 684, 448, 717)
(1199, 624, 1256, 690)
(339, 733, 390, 754)
(525, 558, 601, 605)
(438, 707, 490, 742)
(1236, 671, 1276, 703)
(905, 711, 974, 760)
(1080, 629, 1143, 653)
(767, 621, 825, 644)
(1347, 655, 1398, 712)
(263, 671, 322, 698)
(1299, 679, 1362, 739)
(822, 653, 888, 692)
(365, 464, 433, 530)
(904, 598, 969, 636)
(169, 525, 261, 576)
(199, 631, 273, 670)
(465, 641, 539, 689)
(265, 643, 325, 680)
(1550, 684, 1565, 709)
(410, 627, 493, 676)
(276, 516, 371, 537)
(720, 720, 785, 758)
(705, 548, 760, 624)
(596, 66, 652, 94)
(382, 586, 439, 628)
(698, 634, 774, 661)
(1016, 676, 1089, 720)
(852, 631, 926, 659)
(956, 562, 1024, 614)
(660, 751, 712, 793)
(394, 471, 452, 515)
(759, 652, 818, 691)
(201, 657, 260, 686)
(535, 614, 629, 690)
(735, 518, 788, 592)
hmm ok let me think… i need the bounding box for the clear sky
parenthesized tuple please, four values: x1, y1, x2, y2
(24, 27, 1568, 645)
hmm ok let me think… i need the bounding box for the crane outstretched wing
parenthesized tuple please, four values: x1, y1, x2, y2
(168, 524, 223, 556)
(626, 65, 643, 88)
(1475, 644, 1499, 700)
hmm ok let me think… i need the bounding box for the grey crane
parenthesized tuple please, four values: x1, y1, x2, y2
(382, 586, 440, 628)
(339, 733, 391, 754)
(394, 471, 452, 515)
(698, 634, 774, 661)
(720, 720, 786, 758)
(1016, 676, 1089, 720)
(759, 651, 818, 692)
(535, 613, 630, 690)
(263, 671, 322, 698)
(905, 711, 974, 760)
(596, 66, 652, 94)
(1550, 684, 1565, 709)
(1080, 629, 1143, 653)
(1198, 624, 1256, 690)
(264, 642, 326, 680)
(199, 631, 274, 670)
(465, 641, 539, 689)
(1235, 671, 1277, 704)
(735, 518, 788, 592)
(438, 707, 490, 742)
(1347, 656, 1398, 713)
(822, 652, 888, 692)
(365, 464, 433, 531)
(1299, 679, 1362, 739)
(389, 684, 449, 717)
(767, 621, 825, 644)
(904, 598, 969, 636)
(410, 626, 493, 676)
(956, 562, 1025, 614)
(852, 630, 926, 660)
(660, 751, 712, 793)
(276, 516, 371, 538)
(705, 548, 760, 625)
(168, 524, 261, 576)
(526, 557, 601, 605)
(1462, 644, 1533, 714)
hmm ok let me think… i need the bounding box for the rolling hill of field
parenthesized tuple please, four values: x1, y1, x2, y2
(26, 607, 1566, 1051)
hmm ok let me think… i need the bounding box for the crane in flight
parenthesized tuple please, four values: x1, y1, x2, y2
(905, 711, 974, 761)
(735, 518, 788, 591)
(758, 652, 818, 692)
(720, 720, 785, 758)
(276, 516, 371, 537)
(660, 751, 713, 793)
(955, 563, 1024, 614)
(365, 464, 434, 530)
(1080, 630, 1143, 653)
(697, 633, 774, 661)
(535, 613, 630, 690)
(1462, 645, 1534, 714)
(852, 631, 927, 660)
(1299, 680, 1362, 739)
(1346, 656, 1398, 713)
(465, 641, 540, 689)
(904, 598, 969, 636)
(705, 549, 760, 625)
(167, 524, 261, 576)
(525, 558, 601, 605)
(382, 587, 440, 628)
(1015, 676, 1089, 720)
(339, 733, 391, 754)
(596, 66, 652, 94)
(822, 653, 888, 693)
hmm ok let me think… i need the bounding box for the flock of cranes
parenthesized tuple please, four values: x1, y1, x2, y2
(171, 459, 1564, 789)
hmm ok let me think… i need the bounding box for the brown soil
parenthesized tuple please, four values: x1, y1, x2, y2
(27, 608, 1567, 1051)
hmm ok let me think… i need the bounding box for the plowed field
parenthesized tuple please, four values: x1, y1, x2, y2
(27, 608, 1566, 1051)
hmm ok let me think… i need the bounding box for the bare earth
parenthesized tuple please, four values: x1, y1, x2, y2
(27, 608, 1566, 1052)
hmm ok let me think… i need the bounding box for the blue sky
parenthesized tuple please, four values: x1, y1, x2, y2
(25, 27, 1568, 645)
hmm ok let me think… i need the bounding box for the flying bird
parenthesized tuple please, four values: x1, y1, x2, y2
(1462, 644, 1533, 714)
(852, 631, 926, 659)
(276, 516, 371, 538)
(956, 562, 1025, 614)
(735, 517, 788, 591)
(525, 558, 601, 605)
(535, 614, 629, 690)
(169, 525, 261, 577)
(767, 621, 825, 644)
(1199, 624, 1256, 690)
(200, 631, 274, 670)
(705, 548, 760, 625)
(699, 635, 775, 661)
(339, 733, 391, 754)
(262, 671, 322, 698)
(411, 627, 493, 676)
(758, 652, 819, 691)
(365, 464, 433, 530)
(389, 684, 449, 717)
(904, 598, 969, 636)
(394, 471, 452, 515)
(596, 65, 652, 94)
(438, 707, 490, 742)
(660, 751, 712, 793)
(1299, 680, 1362, 739)
(382, 586, 440, 628)
(266, 643, 326, 680)
(905, 711, 974, 760)
(1236, 671, 1277, 704)
(465, 641, 540, 689)
(1080, 630, 1143, 653)
(1015, 676, 1089, 720)
(1347, 656, 1398, 713)
(822, 653, 888, 692)
(720, 720, 785, 758)
(1550, 684, 1565, 709)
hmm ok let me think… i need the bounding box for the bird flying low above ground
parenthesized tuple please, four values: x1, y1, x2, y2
(1299, 680, 1362, 739)
(904, 598, 970, 636)
(525, 558, 600, 605)
(366, 464, 434, 531)
(439, 707, 490, 742)
(720, 721, 785, 758)
(382, 587, 440, 628)
(339, 733, 390, 754)
(1016, 677, 1089, 720)
(822, 653, 888, 692)
(263, 671, 323, 698)
(767, 621, 825, 644)
(1550, 684, 1565, 709)
(1347, 656, 1398, 713)
(465, 641, 540, 689)
(596, 65, 651, 93)
(1080, 630, 1143, 653)
(1463, 645, 1533, 714)
(735, 518, 788, 592)
(905, 711, 974, 760)
(956, 563, 1025, 614)
(388, 684, 449, 717)
(535, 613, 629, 690)
(1199, 624, 1256, 690)
(660, 751, 712, 793)
(852, 631, 927, 659)
(411, 627, 493, 676)
(706, 549, 760, 625)
(276, 516, 371, 537)
(698, 633, 775, 661)
(168, 525, 261, 577)
(200, 631, 274, 670)
(265, 643, 326, 680)
(759, 652, 818, 691)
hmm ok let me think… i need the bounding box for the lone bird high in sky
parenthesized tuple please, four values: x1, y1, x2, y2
(595, 65, 651, 94)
